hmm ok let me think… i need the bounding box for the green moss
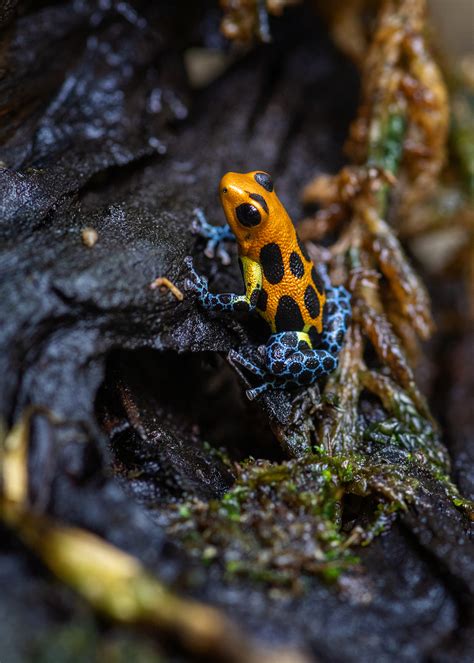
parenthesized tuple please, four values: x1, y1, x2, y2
(166, 448, 431, 589)
(368, 111, 406, 176)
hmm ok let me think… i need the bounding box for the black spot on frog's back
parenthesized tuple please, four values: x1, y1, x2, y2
(260, 242, 284, 284)
(257, 288, 268, 312)
(304, 284, 320, 319)
(254, 172, 273, 192)
(297, 235, 310, 261)
(275, 295, 304, 332)
(289, 251, 304, 278)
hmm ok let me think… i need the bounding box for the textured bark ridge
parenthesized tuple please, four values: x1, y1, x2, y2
(1, 2, 473, 662)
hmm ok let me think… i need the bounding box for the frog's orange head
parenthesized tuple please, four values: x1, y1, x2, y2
(219, 170, 278, 249)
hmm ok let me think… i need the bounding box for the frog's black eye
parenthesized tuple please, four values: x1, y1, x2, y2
(254, 172, 273, 192)
(236, 203, 261, 227)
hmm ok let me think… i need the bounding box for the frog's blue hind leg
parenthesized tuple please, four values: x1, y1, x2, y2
(192, 208, 234, 265)
(320, 283, 351, 357)
(314, 263, 351, 356)
(231, 332, 341, 401)
(264, 332, 338, 388)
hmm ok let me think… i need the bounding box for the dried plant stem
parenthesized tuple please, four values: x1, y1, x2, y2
(299, 0, 450, 454)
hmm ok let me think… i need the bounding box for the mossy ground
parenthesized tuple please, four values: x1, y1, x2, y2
(166, 381, 473, 589)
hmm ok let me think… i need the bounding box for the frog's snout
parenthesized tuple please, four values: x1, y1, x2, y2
(219, 172, 236, 195)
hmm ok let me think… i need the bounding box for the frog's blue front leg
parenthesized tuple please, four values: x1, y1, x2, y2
(193, 208, 234, 265)
(184, 256, 260, 313)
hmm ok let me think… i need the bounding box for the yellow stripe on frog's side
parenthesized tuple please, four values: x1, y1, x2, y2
(240, 255, 262, 300)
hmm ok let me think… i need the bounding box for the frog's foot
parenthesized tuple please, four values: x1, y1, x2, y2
(228, 349, 277, 400)
(246, 381, 276, 401)
(228, 349, 265, 378)
(192, 208, 234, 265)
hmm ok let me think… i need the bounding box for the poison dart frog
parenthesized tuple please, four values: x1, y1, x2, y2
(185, 171, 351, 400)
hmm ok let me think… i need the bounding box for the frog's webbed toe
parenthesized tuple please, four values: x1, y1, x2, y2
(246, 381, 275, 400)
(192, 208, 233, 265)
(228, 349, 265, 378)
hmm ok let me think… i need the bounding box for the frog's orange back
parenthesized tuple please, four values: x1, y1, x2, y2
(219, 171, 326, 343)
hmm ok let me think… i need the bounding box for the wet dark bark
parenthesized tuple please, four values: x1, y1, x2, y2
(1, 2, 473, 662)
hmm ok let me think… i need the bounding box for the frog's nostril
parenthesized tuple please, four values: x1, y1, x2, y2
(222, 188, 228, 194)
